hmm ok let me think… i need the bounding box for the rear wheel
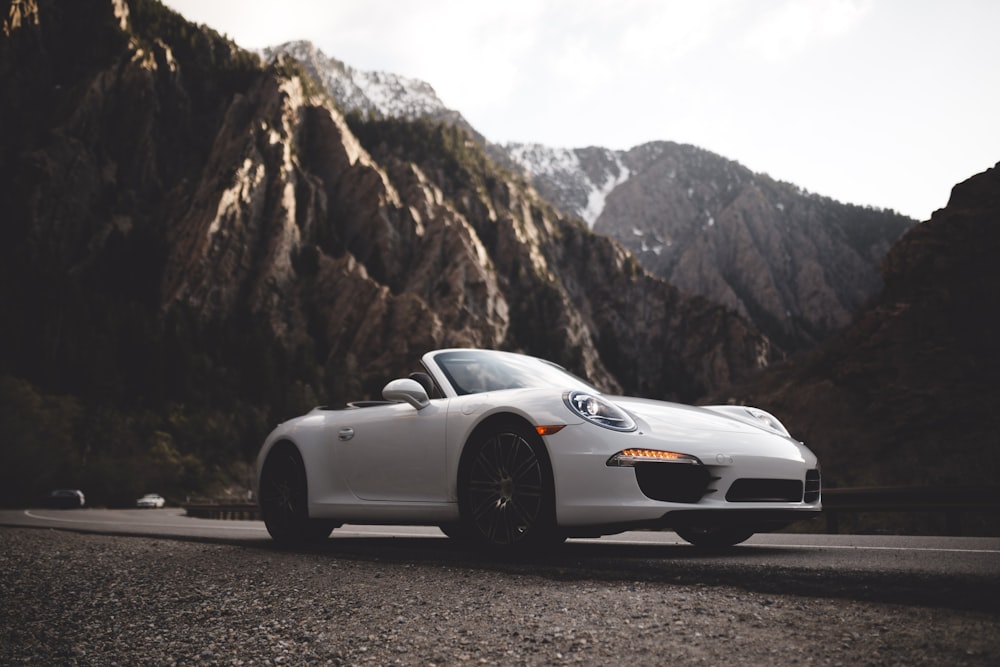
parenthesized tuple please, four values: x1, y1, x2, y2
(259, 444, 337, 546)
(675, 525, 754, 548)
(458, 422, 560, 551)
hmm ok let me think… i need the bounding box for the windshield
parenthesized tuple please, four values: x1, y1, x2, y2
(432, 350, 598, 396)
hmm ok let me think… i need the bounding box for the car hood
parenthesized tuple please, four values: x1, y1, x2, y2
(609, 396, 811, 459)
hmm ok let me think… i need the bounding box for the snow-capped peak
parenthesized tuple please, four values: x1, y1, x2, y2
(261, 41, 628, 226)
(261, 40, 449, 120)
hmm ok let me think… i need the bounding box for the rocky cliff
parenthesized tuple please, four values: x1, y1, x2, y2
(263, 39, 916, 356)
(0, 0, 774, 505)
(7, 0, 990, 515)
(260, 40, 482, 143)
(713, 163, 1000, 493)
(511, 142, 917, 353)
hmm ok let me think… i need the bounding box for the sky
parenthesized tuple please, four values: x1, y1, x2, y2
(160, 0, 999, 221)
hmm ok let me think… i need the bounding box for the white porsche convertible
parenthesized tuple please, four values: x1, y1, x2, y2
(257, 349, 821, 550)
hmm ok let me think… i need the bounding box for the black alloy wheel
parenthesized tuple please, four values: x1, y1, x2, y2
(459, 423, 558, 551)
(259, 444, 336, 546)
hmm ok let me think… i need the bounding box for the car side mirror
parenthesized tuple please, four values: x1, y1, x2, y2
(382, 378, 430, 410)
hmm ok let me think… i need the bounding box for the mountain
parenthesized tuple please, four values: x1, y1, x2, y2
(260, 40, 482, 141)
(5, 1, 991, 522)
(0, 0, 767, 506)
(712, 163, 1000, 498)
(260, 41, 917, 354)
(509, 143, 917, 353)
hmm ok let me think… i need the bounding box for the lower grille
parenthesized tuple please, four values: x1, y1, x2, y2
(726, 478, 803, 503)
(634, 462, 711, 503)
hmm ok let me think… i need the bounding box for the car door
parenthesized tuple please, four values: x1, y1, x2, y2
(338, 400, 449, 502)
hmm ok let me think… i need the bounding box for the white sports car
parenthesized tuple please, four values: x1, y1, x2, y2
(137, 493, 166, 508)
(257, 349, 821, 550)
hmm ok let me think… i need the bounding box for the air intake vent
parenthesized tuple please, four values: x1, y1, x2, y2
(726, 478, 803, 503)
(804, 469, 821, 503)
(633, 462, 711, 503)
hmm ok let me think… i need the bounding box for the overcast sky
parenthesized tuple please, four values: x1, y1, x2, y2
(160, 0, 999, 221)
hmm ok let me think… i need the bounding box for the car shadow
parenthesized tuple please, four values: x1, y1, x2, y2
(6, 520, 998, 613)
(254, 534, 1000, 614)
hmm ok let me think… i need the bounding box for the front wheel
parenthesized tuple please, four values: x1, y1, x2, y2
(458, 422, 559, 551)
(675, 525, 754, 548)
(259, 444, 337, 546)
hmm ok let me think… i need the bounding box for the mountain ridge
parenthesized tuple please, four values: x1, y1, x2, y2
(0, 0, 769, 505)
(711, 162, 1000, 500)
(3, 3, 994, 528)
(262, 40, 916, 353)
(262, 39, 483, 142)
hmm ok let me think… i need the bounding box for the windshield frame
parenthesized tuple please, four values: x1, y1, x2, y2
(426, 349, 599, 397)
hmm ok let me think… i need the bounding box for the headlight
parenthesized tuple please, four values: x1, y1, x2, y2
(744, 407, 790, 437)
(564, 391, 636, 432)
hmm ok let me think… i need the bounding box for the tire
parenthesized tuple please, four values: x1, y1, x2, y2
(675, 525, 754, 548)
(259, 444, 337, 546)
(458, 421, 559, 551)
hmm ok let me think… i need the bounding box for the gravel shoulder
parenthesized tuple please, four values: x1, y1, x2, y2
(1, 526, 997, 666)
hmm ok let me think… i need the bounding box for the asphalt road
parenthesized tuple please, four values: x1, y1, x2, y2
(3, 508, 999, 612)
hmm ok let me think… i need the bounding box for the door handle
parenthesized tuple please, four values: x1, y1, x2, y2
(338, 427, 355, 441)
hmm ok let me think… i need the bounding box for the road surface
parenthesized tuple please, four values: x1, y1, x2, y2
(3, 508, 999, 665)
(3, 507, 998, 610)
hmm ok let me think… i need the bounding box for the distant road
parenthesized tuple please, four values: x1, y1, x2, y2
(4, 508, 999, 610)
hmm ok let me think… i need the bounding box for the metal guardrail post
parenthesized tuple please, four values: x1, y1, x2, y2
(182, 502, 260, 521)
(822, 486, 1000, 536)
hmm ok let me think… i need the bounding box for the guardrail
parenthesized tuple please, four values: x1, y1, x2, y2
(183, 486, 1000, 536)
(183, 502, 260, 521)
(822, 486, 1000, 536)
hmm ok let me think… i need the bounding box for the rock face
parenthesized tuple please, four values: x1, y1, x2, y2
(263, 41, 916, 356)
(511, 142, 916, 353)
(0, 0, 769, 432)
(714, 163, 1000, 490)
(261, 40, 479, 140)
(1, 2, 995, 508)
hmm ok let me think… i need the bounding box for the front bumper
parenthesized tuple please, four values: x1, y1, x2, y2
(545, 422, 821, 532)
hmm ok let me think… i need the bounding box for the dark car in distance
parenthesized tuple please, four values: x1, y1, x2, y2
(42, 489, 86, 509)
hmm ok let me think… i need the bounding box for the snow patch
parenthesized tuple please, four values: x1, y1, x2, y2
(582, 160, 630, 226)
(506, 143, 630, 227)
